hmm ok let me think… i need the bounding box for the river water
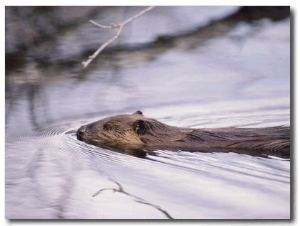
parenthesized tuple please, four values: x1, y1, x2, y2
(5, 7, 290, 219)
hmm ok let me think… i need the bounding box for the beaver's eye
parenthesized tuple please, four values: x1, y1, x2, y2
(103, 122, 113, 131)
(133, 120, 147, 135)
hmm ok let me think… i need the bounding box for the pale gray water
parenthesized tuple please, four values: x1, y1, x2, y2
(5, 7, 290, 219)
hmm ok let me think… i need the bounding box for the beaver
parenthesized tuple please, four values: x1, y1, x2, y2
(76, 110, 290, 158)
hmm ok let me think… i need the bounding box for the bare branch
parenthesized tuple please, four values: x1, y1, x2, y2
(121, 6, 156, 25)
(89, 20, 116, 29)
(82, 6, 156, 68)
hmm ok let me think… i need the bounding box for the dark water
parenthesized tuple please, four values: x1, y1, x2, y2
(5, 7, 290, 219)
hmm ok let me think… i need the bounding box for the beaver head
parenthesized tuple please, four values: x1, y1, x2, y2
(76, 110, 183, 157)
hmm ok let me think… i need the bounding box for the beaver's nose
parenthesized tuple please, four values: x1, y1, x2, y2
(77, 125, 86, 141)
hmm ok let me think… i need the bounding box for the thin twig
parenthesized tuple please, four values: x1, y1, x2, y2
(82, 6, 156, 68)
(92, 180, 173, 219)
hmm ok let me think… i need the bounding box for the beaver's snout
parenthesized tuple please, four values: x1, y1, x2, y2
(77, 125, 87, 141)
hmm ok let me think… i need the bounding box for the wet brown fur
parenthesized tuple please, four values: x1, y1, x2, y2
(77, 111, 290, 158)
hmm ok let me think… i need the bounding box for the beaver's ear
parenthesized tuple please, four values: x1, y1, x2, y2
(132, 120, 147, 135)
(133, 110, 143, 116)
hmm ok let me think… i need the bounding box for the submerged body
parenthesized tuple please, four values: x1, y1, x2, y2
(77, 111, 290, 158)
